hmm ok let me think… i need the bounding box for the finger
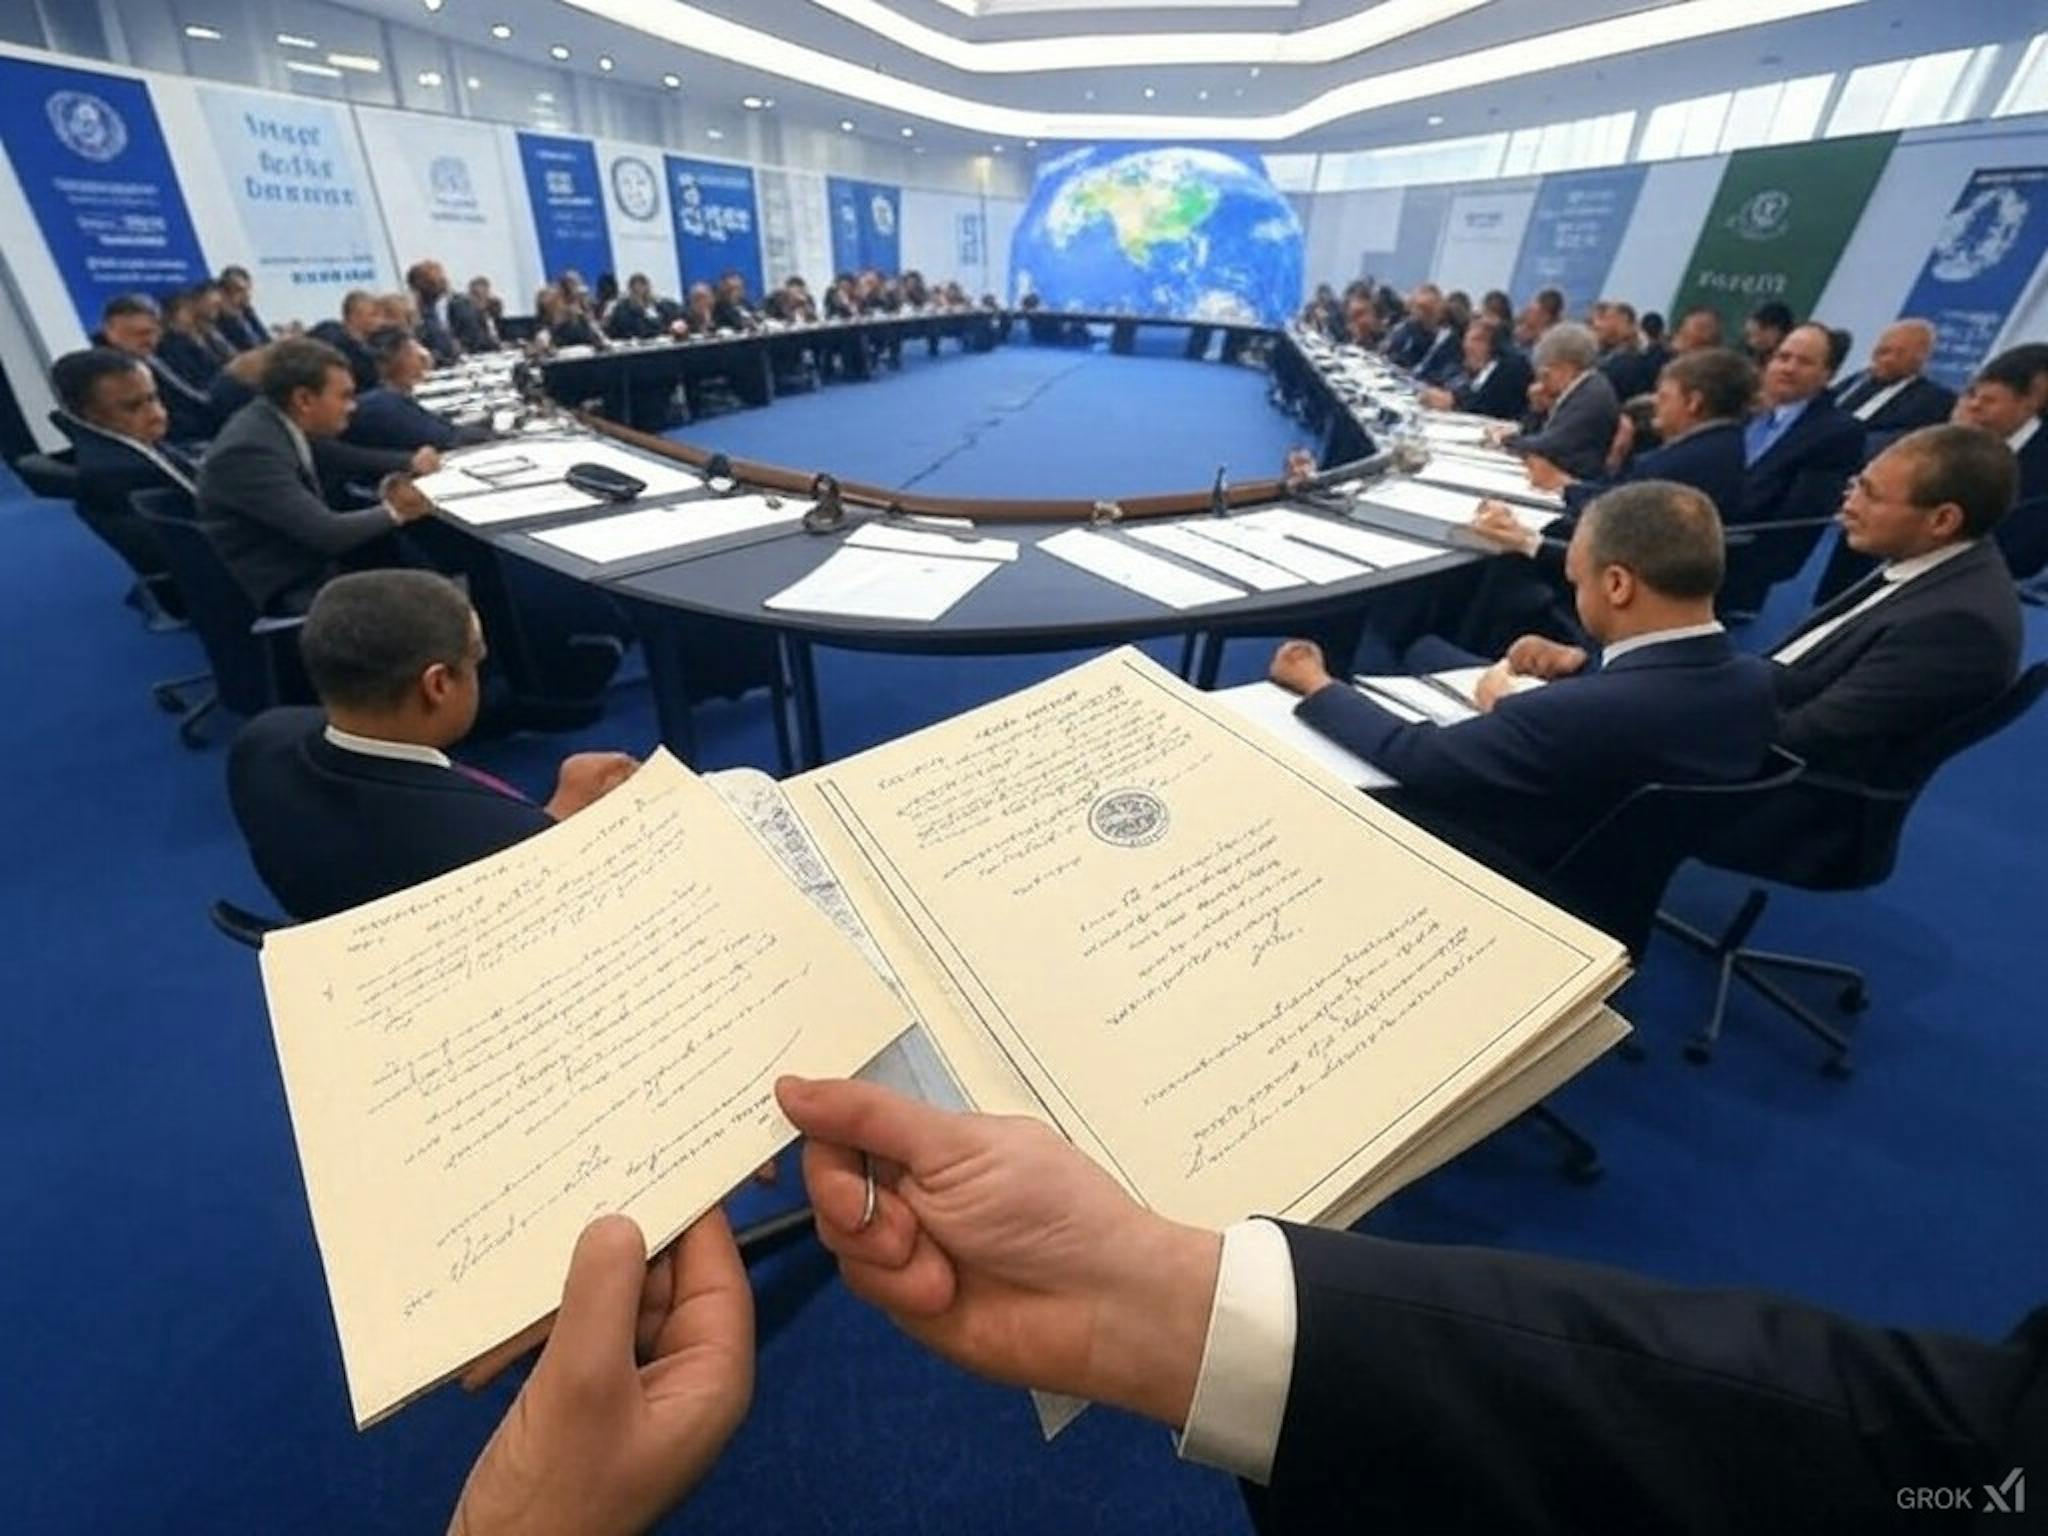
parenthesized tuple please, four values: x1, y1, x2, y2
(812, 1181, 923, 1271)
(530, 1213, 648, 1402)
(658, 1209, 753, 1365)
(835, 1229, 959, 1320)
(776, 1076, 977, 1175)
(800, 1138, 922, 1266)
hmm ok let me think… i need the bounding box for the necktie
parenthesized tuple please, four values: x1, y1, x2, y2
(451, 761, 528, 802)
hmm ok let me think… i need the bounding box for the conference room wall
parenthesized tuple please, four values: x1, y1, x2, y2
(1430, 181, 1540, 299)
(899, 190, 1026, 301)
(1596, 155, 1730, 321)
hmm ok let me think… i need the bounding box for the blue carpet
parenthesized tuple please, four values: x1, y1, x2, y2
(3, 341, 2043, 1534)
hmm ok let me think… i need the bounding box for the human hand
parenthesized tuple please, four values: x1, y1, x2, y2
(447, 1212, 752, 1536)
(1522, 455, 1570, 492)
(1467, 501, 1541, 558)
(1504, 634, 1589, 679)
(546, 752, 639, 820)
(384, 477, 435, 523)
(776, 1077, 1219, 1428)
(1471, 659, 1518, 714)
(1269, 639, 1336, 698)
(1482, 422, 1514, 448)
(410, 446, 443, 477)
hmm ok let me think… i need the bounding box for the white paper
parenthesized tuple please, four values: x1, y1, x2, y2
(531, 496, 804, 563)
(1432, 666, 1548, 705)
(1237, 509, 1444, 570)
(1036, 528, 1244, 610)
(764, 546, 1001, 621)
(845, 523, 1018, 563)
(415, 467, 495, 502)
(1172, 519, 1365, 585)
(1125, 524, 1305, 591)
(1208, 682, 1396, 789)
(1357, 478, 1495, 527)
(1414, 459, 1564, 511)
(452, 440, 704, 500)
(440, 481, 607, 526)
(1354, 673, 1478, 727)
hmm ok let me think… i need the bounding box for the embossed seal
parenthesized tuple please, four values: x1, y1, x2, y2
(1088, 788, 1168, 848)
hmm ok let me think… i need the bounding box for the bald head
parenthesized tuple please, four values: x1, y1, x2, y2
(1868, 319, 1935, 384)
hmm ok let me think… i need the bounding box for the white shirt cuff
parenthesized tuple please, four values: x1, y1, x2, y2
(1176, 1217, 1298, 1485)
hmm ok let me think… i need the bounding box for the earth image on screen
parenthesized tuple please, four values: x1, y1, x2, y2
(1009, 144, 1305, 326)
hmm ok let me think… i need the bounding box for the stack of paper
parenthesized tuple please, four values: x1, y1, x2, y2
(764, 542, 1006, 621)
(1414, 458, 1565, 510)
(1037, 528, 1244, 609)
(530, 495, 805, 562)
(1236, 507, 1444, 570)
(437, 482, 607, 526)
(1209, 682, 1394, 788)
(1124, 524, 1306, 591)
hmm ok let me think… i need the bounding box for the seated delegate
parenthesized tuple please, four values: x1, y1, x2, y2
(346, 329, 494, 453)
(1268, 481, 1776, 876)
(1488, 322, 1620, 481)
(229, 570, 638, 921)
(48, 348, 191, 599)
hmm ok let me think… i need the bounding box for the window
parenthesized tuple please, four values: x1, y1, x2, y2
(1315, 132, 1507, 191)
(1995, 33, 2048, 116)
(1263, 154, 1320, 193)
(1827, 45, 1997, 135)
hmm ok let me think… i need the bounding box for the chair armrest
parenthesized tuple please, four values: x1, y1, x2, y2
(1723, 516, 1839, 547)
(250, 615, 307, 638)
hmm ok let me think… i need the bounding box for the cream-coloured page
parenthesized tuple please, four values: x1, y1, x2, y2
(261, 750, 911, 1429)
(788, 648, 1626, 1232)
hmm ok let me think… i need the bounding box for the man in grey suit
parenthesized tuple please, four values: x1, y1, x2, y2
(197, 338, 436, 615)
(1493, 322, 1621, 481)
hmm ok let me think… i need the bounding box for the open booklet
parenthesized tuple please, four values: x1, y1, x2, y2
(261, 647, 1630, 1429)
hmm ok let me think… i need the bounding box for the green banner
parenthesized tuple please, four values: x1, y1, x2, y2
(1670, 132, 1899, 335)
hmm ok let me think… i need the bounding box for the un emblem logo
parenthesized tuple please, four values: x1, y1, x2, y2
(46, 90, 127, 163)
(611, 156, 659, 221)
(1728, 189, 1791, 242)
(870, 193, 896, 237)
(1088, 789, 1169, 849)
(1929, 186, 2027, 283)
(430, 156, 474, 200)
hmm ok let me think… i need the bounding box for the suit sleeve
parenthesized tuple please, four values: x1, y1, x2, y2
(1774, 608, 2016, 765)
(1249, 1222, 2034, 1534)
(202, 439, 396, 557)
(1294, 683, 1578, 798)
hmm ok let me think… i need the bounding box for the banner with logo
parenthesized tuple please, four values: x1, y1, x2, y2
(354, 107, 532, 301)
(0, 58, 208, 331)
(1897, 165, 2048, 389)
(517, 131, 613, 287)
(1508, 164, 1647, 312)
(827, 177, 901, 275)
(1435, 186, 1536, 299)
(195, 84, 385, 318)
(663, 156, 763, 296)
(597, 141, 681, 298)
(1669, 134, 1897, 336)
(757, 166, 833, 290)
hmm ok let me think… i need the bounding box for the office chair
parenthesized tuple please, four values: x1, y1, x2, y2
(42, 411, 188, 629)
(133, 487, 309, 746)
(1997, 493, 2047, 589)
(1718, 516, 1841, 621)
(1660, 663, 2048, 1072)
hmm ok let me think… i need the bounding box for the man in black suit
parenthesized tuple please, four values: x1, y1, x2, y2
(1267, 481, 1774, 874)
(711, 271, 761, 333)
(196, 338, 436, 615)
(604, 272, 680, 341)
(1416, 316, 1532, 420)
(1723, 322, 1867, 612)
(406, 259, 464, 365)
(1493, 322, 1620, 481)
(1744, 299, 1794, 368)
(156, 284, 234, 393)
(1832, 319, 1955, 439)
(96, 293, 216, 444)
(229, 571, 638, 920)
(215, 265, 271, 352)
(1592, 299, 1658, 401)
(1383, 283, 1453, 377)
(308, 290, 384, 394)
(47, 348, 189, 597)
(450, 276, 503, 353)
(1953, 343, 2048, 579)
(346, 329, 492, 453)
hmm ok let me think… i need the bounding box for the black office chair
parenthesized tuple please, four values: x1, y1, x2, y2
(43, 411, 188, 629)
(1997, 493, 2047, 588)
(1719, 516, 1841, 621)
(133, 487, 309, 746)
(210, 898, 288, 948)
(1660, 663, 2048, 1072)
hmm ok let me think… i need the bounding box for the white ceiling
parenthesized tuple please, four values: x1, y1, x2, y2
(330, 0, 2041, 160)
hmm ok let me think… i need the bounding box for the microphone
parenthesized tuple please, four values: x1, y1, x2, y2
(1210, 465, 1229, 518)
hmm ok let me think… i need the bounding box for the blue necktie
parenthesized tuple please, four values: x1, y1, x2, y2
(1744, 411, 1782, 467)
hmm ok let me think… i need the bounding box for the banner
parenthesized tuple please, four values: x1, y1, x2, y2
(597, 141, 680, 299)
(827, 177, 901, 275)
(0, 58, 208, 330)
(1670, 134, 1897, 336)
(1898, 165, 2048, 389)
(757, 166, 833, 289)
(196, 84, 383, 316)
(1508, 165, 1647, 312)
(355, 108, 532, 300)
(517, 131, 613, 287)
(664, 156, 763, 295)
(1435, 186, 1536, 299)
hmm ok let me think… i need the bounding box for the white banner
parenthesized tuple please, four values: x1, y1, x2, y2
(1434, 186, 1537, 298)
(757, 165, 833, 290)
(353, 106, 538, 303)
(900, 187, 1024, 298)
(596, 138, 681, 299)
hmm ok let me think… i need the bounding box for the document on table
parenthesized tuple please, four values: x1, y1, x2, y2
(1124, 523, 1306, 591)
(1414, 458, 1565, 510)
(1208, 681, 1394, 788)
(845, 522, 1018, 562)
(1037, 528, 1244, 610)
(1236, 508, 1444, 570)
(1176, 519, 1367, 584)
(1357, 476, 1488, 526)
(260, 751, 910, 1427)
(415, 467, 496, 502)
(447, 441, 705, 500)
(1354, 672, 1483, 726)
(437, 481, 607, 526)
(531, 496, 806, 562)
(764, 546, 1003, 621)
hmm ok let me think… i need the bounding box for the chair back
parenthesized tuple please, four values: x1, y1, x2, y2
(1995, 492, 2048, 582)
(1542, 747, 1806, 959)
(134, 488, 291, 716)
(12, 452, 78, 500)
(210, 899, 290, 949)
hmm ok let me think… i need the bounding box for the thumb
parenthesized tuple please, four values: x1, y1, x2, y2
(776, 1076, 974, 1175)
(531, 1214, 647, 1402)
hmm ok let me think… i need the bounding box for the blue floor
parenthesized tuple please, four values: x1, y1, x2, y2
(4, 340, 2044, 1534)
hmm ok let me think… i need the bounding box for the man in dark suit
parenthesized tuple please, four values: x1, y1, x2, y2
(47, 348, 190, 597)
(1592, 299, 1659, 401)
(96, 293, 217, 444)
(1832, 319, 1955, 439)
(196, 338, 436, 615)
(156, 285, 233, 393)
(229, 571, 638, 920)
(1494, 322, 1620, 481)
(1383, 283, 1453, 377)
(215, 265, 271, 352)
(308, 290, 384, 394)
(1723, 321, 1868, 612)
(346, 329, 492, 452)
(1952, 343, 2048, 579)
(711, 271, 761, 333)
(1416, 317, 1532, 421)
(1267, 481, 1774, 874)
(450, 276, 503, 353)
(1744, 299, 1794, 368)
(604, 272, 680, 341)
(407, 259, 464, 365)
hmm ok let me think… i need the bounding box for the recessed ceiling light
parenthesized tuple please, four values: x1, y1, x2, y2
(490, 23, 513, 40)
(1248, 65, 1261, 77)
(327, 52, 381, 72)
(1142, 85, 1156, 99)
(549, 44, 570, 60)
(276, 32, 318, 49)
(1425, 113, 1444, 125)
(1197, 88, 1208, 101)
(285, 60, 343, 78)
(839, 119, 855, 131)
(183, 24, 222, 41)
(418, 70, 444, 86)
(912, 145, 926, 154)
(741, 95, 769, 109)
(706, 127, 725, 139)
(1025, 138, 1038, 147)
(1083, 89, 1094, 101)
(467, 75, 482, 89)
(900, 125, 915, 137)
(991, 143, 1003, 152)
(662, 73, 681, 88)
(421, 0, 444, 11)
(536, 91, 555, 103)
(597, 55, 614, 71)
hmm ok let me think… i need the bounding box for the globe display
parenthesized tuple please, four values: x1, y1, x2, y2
(1009, 145, 1305, 326)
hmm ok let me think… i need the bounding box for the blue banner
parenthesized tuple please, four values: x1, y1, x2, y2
(1899, 165, 2048, 390)
(827, 177, 901, 274)
(664, 156, 763, 296)
(517, 132, 613, 286)
(0, 58, 208, 332)
(1508, 165, 1647, 312)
